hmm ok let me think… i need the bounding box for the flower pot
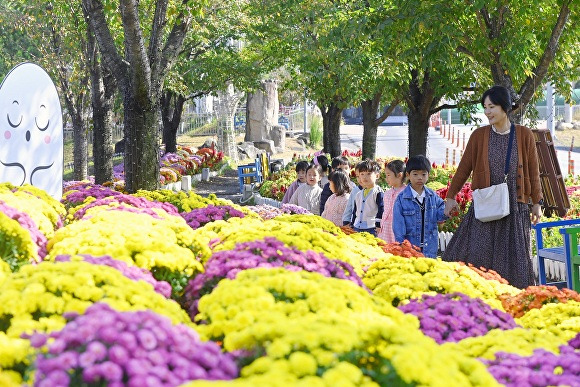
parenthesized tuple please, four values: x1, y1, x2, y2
(181, 175, 192, 192)
(201, 168, 210, 182)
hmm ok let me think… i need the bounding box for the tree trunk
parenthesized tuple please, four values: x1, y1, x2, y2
(161, 90, 186, 153)
(71, 112, 88, 181)
(82, 0, 191, 192)
(124, 94, 160, 192)
(361, 94, 400, 160)
(319, 102, 342, 158)
(361, 98, 380, 160)
(405, 69, 439, 158)
(407, 110, 430, 157)
(88, 30, 116, 185)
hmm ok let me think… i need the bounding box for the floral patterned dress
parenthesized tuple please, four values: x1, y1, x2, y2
(442, 129, 536, 289)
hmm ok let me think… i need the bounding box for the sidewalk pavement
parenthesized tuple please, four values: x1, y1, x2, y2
(340, 124, 580, 175)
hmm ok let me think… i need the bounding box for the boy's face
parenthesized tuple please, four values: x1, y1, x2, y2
(407, 170, 429, 191)
(358, 170, 378, 189)
(297, 170, 307, 183)
(306, 168, 320, 186)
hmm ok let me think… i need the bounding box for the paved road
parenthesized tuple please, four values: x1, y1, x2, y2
(340, 124, 580, 173)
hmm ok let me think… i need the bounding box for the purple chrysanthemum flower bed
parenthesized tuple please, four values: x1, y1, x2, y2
(280, 203, 311, 215)
(183, 237, 364, 318)
(398, 292, 518, 344)
(54, 254, 172, 298)
(483, 333, 580, 387)
(247, 204, 311, 220)
(29, 303, 238, 387)
(62, 185, 122, 207)
(181, 205, 245, 230)
(72, 194, 179, 221)
(0, 201, 47, 260)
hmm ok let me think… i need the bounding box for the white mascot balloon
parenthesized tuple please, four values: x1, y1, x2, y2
(0, 62, 63, 199)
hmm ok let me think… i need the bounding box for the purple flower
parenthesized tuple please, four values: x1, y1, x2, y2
(30, 303, 238, 386)
(61, 185, 122, 207)
(182, 237, 365, 318)
(71, 194, 179, 221)
(181, 205, 245, 230)
(399, 293, 518, 344)
(483, 334, 580, 386)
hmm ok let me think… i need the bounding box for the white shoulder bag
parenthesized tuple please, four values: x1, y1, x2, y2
(472, 123, 514, 222)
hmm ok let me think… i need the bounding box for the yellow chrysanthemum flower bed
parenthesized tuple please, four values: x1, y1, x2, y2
(133, 190, 258, 218)
(46, 210, 205, 276)
(0, 261, 193, 380)
(363, 256, 515, 310)
(0, 212, 38, 269)
(0, 260, 10, 282)
(196, 268, 498, 386)
(0, 185, 63, 239)
(183, 360, 380, 387)
(192, 216, 388, 271)
(516, 301, 580, 341)
(442, 327, 566, 360)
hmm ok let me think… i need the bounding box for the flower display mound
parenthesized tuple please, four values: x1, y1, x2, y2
(398, 293, 518, 344)
(0, 207, 43, 271)
(457, 262, 509, 284)
(273, 214, 342, 234)
(443, 328, 567, 361)
(61, 183, 122, 208)
(0, 261, 192, 384)
(183, 360, 380, 387)
(246, 203, 310, 220)
(67, 193, 180, 221)
(133, 190, 254, 217)
(192, 216, 388, 273)
(483, 333, 580, 387)
(0, 183, 64, 239)
(181, 205, 246, 230)
(46, 210, 206, 296)
(54, 254, 172, 298)
(499, 285, 580, 318)
(29, 303, 237, 387)
(195, 268, 498, 386)
(363, 256, 520, 310)
(517, 301, 580, 342)
(379, 240, 425, 258)
(182, 237, 364, 318)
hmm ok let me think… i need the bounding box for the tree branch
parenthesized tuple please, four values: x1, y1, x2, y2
(517, 0, 572, 110)
(374, 98, 401, 126)
(119, 0, 151, 94)
(81, 0, 128, 89)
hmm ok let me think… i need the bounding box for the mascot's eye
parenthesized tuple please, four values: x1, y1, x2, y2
(7, 100, 22, 128)
(35, 105, 50, 131)
(35, 117, 49, 131)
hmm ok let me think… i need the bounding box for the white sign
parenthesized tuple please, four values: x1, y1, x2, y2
(0, 62, 63, 199)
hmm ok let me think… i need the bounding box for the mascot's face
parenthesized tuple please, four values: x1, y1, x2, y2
(0, 63, 63, 199)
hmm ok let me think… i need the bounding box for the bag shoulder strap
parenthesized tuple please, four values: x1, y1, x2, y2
(504, 123, 516, 181)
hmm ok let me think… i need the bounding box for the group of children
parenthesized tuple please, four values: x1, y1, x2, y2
(282, 154, 447, 257)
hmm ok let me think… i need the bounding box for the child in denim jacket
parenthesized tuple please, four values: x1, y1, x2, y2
(393, 155, 446, 257)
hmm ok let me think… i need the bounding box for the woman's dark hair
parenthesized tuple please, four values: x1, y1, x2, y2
(295, 160, 309, 173)
(481, 85, 513, 114)
(328, 169, 351, 196)
(357, 159, 381, 173)
(331, 156, 349, 170)
(405, 155, 431, 174)
(313, 155, 330, 173)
